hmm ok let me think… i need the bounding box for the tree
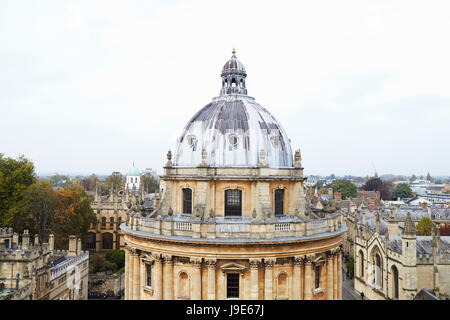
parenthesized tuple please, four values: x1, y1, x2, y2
(416, 217, 433, 236)
(332, 180, 357, 199)
(394, 183, 413, 199)
(426, 172, 432, 182)
(380, 181, 395, 200)
(105, 249, 125, 269)
(13, 181, 57, 242)
(105, 172, 124, 191)
(0, 154, 36, 227)
(141, 173, 159, 193)
(53, 185, 97, 249)
(410, 174, 417, 182)
(362, 177, 383, 192)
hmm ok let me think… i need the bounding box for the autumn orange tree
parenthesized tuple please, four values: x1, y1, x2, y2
(52, 185, 97, 249)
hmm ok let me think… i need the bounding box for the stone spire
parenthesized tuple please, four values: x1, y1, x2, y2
(375, 212, 380, 234)
(404, 212, 416, 236)
(294, 149, 302, 168)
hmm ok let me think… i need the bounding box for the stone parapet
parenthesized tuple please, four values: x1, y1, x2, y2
(122, 213, 345, 241)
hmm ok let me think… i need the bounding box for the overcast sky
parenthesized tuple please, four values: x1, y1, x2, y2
(1, 0, 449, 177)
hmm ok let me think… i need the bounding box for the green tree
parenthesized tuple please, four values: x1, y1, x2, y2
(346, 258, 354, 279)
(394, 183, 413, 199)
(426, 172, 432, 182)
(105, 249, 125, 269)
(332, 180, 357, 199)
(416, 217, 433, 235)
(0, 154, 36, 227)
(13, 181, 57, 242)
(410, 174, 417, 182)
(141, 173, 159, 193)
(105, 172, 124, 191)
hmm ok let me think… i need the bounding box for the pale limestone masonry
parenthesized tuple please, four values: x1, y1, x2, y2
(0, 228, 89, 300)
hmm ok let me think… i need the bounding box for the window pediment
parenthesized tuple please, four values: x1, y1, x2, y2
(220, 262, 246, 274)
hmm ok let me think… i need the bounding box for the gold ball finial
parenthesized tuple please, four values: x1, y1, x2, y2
(232, 48, 236, 55)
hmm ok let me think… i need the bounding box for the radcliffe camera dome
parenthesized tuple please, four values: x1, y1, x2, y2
(174, 50, 293, 168)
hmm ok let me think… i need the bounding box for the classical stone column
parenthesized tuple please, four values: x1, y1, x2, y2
(163, 255, 174, 300)
(293, 256, 303, 300)
(191, 258, 202, 300)
(128, 248, 135, 299)
(264, 258, 275, 300)
(337, 249, 342, 300)
(326, 251, 334, 300)
(153, 253, 163, 300)
(304, 255, 313, 300)
(333, 251, 338, 300)
(133, 251, 141, 300)
(125, 247, 130, 300)
(206, 258, 217, 300)
(249, 258, 261, 300)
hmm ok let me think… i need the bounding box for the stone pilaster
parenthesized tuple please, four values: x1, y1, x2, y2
(124, 246, 130, 300)
(337, 249, 342, 300)
(191, 257, 202, 300)
(249, 258, 261, 300)
(128, 247, 136, 299)
(264, 258, 275, 300)
(163, 254, 173, 300)
(133, 251, 141, 300)
(326, 251, 334, 300)
(152, 253, 163, 300)
(206, 258, 217, 300)
(333, 251, 338, 300)
(304, 255, 313, 300)
(293, 256, 303, 300)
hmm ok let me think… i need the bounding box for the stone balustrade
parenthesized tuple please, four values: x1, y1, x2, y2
(123, 213, 344, 241)
(50, 251, 89, 281)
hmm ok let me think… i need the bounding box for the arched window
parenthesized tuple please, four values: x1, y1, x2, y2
(359, 251, 364, 277)
(225, 189, 242, 217)
(178, 272, 190, 298)
(86, 232, 96, 249)
(101, 217, 106, 229)
(231, 78, 236, 87)
(375, 253, 382, 288)
(102, 233, 113, 249)
(110, 217, 114, 229)
(391, 266, 399, 299)
(277, 273, 288, 298)
(182, 188, 192, 214)
(274, 189, 284, 215)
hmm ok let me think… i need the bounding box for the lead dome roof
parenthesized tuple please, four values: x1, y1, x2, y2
(173, 51, 294, 168)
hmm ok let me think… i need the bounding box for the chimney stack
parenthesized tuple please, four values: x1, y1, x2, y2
(68, 235, 77, 256)
(12, 233, 19, 248)
(49, 234, 54, 253)
(22, 230, 30, 250)
(77, 238, 82, 256)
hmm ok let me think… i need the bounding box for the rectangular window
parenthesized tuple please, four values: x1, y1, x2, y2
(183, 188, 192, 214)
(227, 273, 239, 298)
(274, 189, 284, 215)
(315, 265, 320, 289)
(225, 189, 242, 217)
(146, 264, 152, 287)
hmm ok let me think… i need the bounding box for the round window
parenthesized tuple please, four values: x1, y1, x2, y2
(228, 134, 239, 146)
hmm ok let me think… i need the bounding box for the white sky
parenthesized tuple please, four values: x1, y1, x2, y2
(1, 0, 449, 177)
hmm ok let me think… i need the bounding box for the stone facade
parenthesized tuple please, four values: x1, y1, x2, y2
(121, 51, 346, 300)
(353, 213, 450, 300)
(0, 229, 89, 300)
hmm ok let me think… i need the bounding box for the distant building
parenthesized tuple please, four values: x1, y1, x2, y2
(87, 182, 155, 252)
(125, 163, 141, 192)
(0, 229, 88, 300)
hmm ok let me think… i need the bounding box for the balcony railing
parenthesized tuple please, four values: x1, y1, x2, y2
(124, 213, 344, 241)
